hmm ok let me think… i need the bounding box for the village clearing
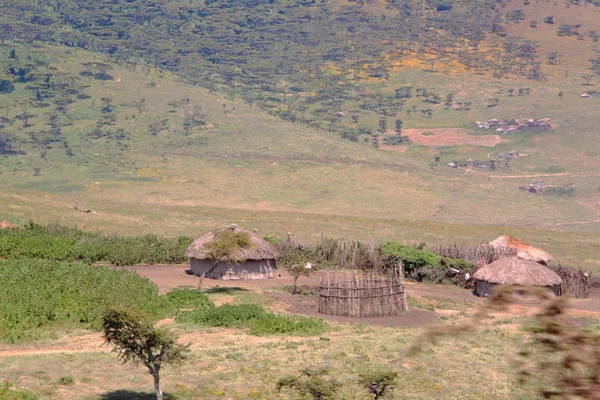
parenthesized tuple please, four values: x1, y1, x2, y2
(2, 267, 600, 399)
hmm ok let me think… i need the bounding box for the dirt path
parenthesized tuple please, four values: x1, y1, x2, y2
(471, 170, 600, 179)
(0, 335, 107, 357)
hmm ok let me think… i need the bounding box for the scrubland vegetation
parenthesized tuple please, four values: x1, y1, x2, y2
(0, 222, 191, 266)
(1, 0, 600, 397)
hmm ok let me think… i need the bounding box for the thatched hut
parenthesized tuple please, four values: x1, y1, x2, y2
(186, 225, 279, 280)
(473, 257, 563, 297)
(488, 235, 553, 264)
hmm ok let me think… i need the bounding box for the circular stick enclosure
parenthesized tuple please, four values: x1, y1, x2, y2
(318, 270, 407, 317)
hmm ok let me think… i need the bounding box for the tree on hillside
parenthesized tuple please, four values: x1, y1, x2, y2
(102, 307, 189, 400)
(0, 80, 15, 94)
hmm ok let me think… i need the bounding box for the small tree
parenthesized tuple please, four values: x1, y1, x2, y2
(278, 248, 318, 294)
(198, 228, 253, 290)
(102, 307, 189, 400)
(359, 369, 398, 399)
(277, 367, 340, 400)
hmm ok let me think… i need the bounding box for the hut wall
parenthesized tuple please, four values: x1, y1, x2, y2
(190, 258, 276, 280)
(475, 280, 496, 297)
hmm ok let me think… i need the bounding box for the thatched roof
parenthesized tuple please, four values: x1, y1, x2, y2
(186, 225, 279, 261)
(474, 257, 562, 287)
(488, 235, 553, 263)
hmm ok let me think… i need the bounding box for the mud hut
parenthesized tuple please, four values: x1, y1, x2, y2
(473, 257, 562, 297)
(488, 235, 552, 264)
(186, 225, 279, 280)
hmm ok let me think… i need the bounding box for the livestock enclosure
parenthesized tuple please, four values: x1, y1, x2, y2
(549, 265, 591, 298)
(318, 269, 407, 317)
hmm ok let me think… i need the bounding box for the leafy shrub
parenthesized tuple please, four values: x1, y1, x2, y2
(0, 259, 172, 342)
(263, 236, 282, 244)
(0, 80, 15, 94)
(176, 303, 327, 336)
(0, 222, 192, 266)
(358, 368, 398, 399)
(250, 315, 326, 336)
(56, 376, 74, 386)
(0, 381, 38, 400)
(166, 289, 215, 311)
(380, 242, 442, 275)
(176, 304, 268, 327)
(277, 367, 340, 400)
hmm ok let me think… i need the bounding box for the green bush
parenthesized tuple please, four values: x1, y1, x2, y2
(176, 303, 327, 336)
(56, 376, 74, 386)
(0, 259, 173, 342)
(380, 242, 442, 274)
(0, 381, 38, 400)
(176, 304, 268, 327)
(0, 222, 192, 266)
(249, 315, 327, 336)
(166, 289, 215, 311)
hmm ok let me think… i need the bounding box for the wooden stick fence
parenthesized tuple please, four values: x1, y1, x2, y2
(548, 265, 590, 298)
(318, 269, 407, 317)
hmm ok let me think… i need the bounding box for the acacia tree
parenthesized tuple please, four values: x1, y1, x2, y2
(278, 248, 319, 294)
(197, 228, 253, 290)
(358, 369, 398, 400)
(102, 307, 189, 400)
(277, 367, 340, 400)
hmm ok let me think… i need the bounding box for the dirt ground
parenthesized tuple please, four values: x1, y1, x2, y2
(265, 292, 441, 326)
(127, 265, 600, 314)
(396, 128, 502, 147)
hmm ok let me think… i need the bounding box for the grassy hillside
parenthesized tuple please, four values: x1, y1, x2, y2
(0, 0, 599, 270)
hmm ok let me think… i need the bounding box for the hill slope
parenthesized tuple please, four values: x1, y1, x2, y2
(0, 1, 599, 269)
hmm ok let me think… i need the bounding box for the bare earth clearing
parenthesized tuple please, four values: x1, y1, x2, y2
(400, 128, 502, 147)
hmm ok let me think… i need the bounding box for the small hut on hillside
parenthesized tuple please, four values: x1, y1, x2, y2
(488, 235, 553, 265)
(186, 225, 279, 280)
(473, 257, 563, 297)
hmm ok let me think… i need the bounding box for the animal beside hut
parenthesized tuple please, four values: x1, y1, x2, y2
(487, 235, 552, 265)
(473, 256, 563, 297)
(186, 224, 279, 287)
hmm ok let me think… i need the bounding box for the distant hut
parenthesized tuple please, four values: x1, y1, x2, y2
(473, 256, 563, 297)
(186, 224, 279, 280)
(488, 235, 553, 265)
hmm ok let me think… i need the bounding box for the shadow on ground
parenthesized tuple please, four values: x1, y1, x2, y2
(203, 286, 248, 294)
(99, 390, 176, 400)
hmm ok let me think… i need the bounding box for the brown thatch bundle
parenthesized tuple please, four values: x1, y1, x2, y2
(474, 257, 562, 287)
(488, 235, 553, 264)
(186, 225, 279, 261)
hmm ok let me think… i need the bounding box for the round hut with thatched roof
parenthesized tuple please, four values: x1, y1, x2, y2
(186, 224, 279, 280)
(488, 235, 553, 265)
(473, 257, 563, 297)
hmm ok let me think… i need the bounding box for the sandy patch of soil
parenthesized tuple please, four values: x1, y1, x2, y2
(399, 128, 502, 147)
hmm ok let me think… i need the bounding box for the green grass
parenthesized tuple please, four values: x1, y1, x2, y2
(175, 303, 327, 336)
(0, 41, 599, 274)
(166, 289, 215, 311)
(0, 259, 172, 342)
(0, 316, 549, 399)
